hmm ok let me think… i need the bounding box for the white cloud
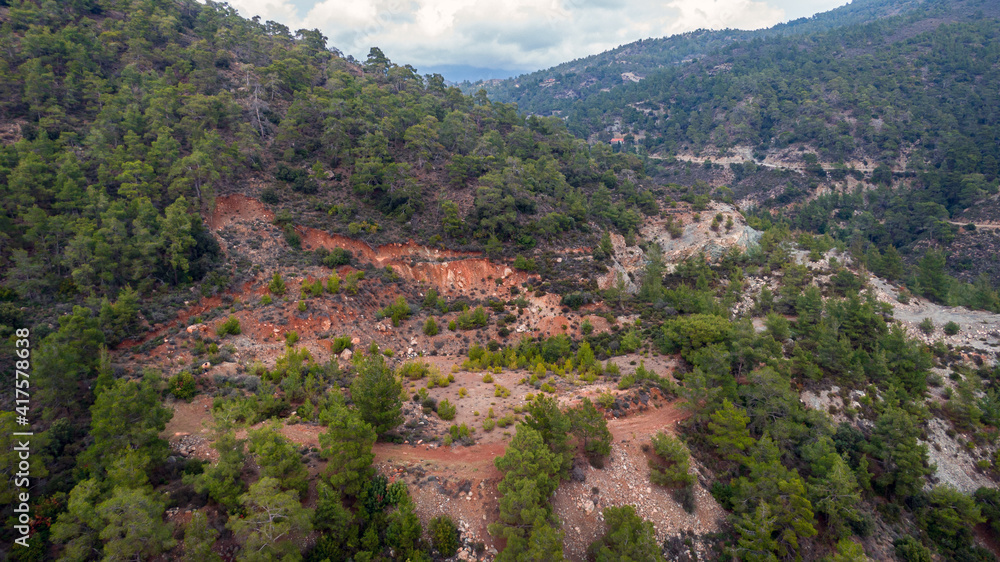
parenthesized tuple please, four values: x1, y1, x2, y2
(219, 0, 840, 72)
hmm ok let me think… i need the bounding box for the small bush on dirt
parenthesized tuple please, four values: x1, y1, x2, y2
(581, 319, 594, 335)
(944, 321, 961, 336)
(671, 485, 696, 514)
(216, 316, 241, 337)
(919, 318, 935, 335)
(344, 271, 364, 295)
(283, 225, 301, 249)
(588, 505, 661, 562)
(297, 301, 307, 312)
(456, 306, 488, 330)
(331, 336, 352, 354)
(438, 399, 457, 420)
(513, 255, 536, 271)
(268, 273, 286, 295)
(285, 331, 299, 345)
(260, 186, 279, 204)
(399, 361, 431, 380)
(649, 431, 695, 488)
(379, 296, 412, 327)
(322, 247, 352, 268)
(482, 373, 493, 383)
(494, 385, 511, 398)
(482, 417, 496, 432)
(448, 320, 457, 331)
(596, 392, 615, 409)
(303, 278, 324, 297)
(430, 515, 460, 557)
(449, 423, 473, 445)
(260, 294, 272, 305)
(326, 273, 340, 293)
(423, 316, 439, 336)
(169, 371, 197, 401)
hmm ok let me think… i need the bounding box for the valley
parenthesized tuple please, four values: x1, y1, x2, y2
(2, 0, 1000, 561)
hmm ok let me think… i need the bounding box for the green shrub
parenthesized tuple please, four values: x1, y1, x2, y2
(322, 247, 352, 268)
(283, 225, 301, 248)
(919, 318, 935, 335)
(893, 536, 932, 562)
(429, 515, 459, 557)
(326, 273, 341, 293)
(438, 399, 457, 421)
(648, 431, 695, 488)
(456, 306, 488, 330)
(297, 300, 307, 312)
(482, 417, 496, 432)
(448, 320, 457, 331)
(657, 314, 732, 358)
(379, 296, 412, 327)
(581, 318, 594, 335)
(304, 278, 324, 297)
(216, 316, 241, 337)
(344, 271, 364, 295)
(260, 294, 272, 305)
(449, 423, 472, 444)
(513, 255, 536, 271)
(494, 385, 511, 398)
(268, 272, 286, 295)
(331, 336, 352, 354)
(423, 316, 439, 336)
(169, 371, 197, 401)
(399, 362, 431, 380)
(943, 321, 960, 336)
(285, 331, 299, 345)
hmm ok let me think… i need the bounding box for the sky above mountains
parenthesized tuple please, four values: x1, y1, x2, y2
(225, 0, 847, 78)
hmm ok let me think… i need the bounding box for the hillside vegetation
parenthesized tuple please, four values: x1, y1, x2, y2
(2, 1, 1000, 562)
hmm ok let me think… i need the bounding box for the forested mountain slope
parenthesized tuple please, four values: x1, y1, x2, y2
(3, 1, 1000, 562)
(0, 0, 656, 320)
(464, 0, 932, 116)
(470, 0, 1000, 307)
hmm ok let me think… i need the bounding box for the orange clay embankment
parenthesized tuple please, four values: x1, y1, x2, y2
(210, 194, 535, 296)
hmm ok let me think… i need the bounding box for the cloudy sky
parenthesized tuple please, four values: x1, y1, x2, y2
(224, 0, 848, 76)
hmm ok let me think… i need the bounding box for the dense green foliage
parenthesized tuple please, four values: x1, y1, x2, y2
(588, 505, 664, 562)
(4, 1, 1000, 561)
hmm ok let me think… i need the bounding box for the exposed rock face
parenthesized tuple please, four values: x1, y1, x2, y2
(598, 201, 761, 292)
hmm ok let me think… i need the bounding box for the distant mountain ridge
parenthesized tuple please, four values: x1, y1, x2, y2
(462, 0, 929, 115)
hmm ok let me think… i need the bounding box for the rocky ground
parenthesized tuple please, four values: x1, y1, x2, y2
(144, 192, 1000, 561)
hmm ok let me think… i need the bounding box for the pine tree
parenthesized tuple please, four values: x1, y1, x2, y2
(182, 511, 222, 562)
(917, 249, 949, 303)
(524, 395, 573, 477)
(707, 399, 755, 464)
(318, 401, 376, 497)
(185, 431, 246, 510)
(350, 351, 403, 436)
(227, 477, 313, 562)
(588, 506, 663, 562)
(569, 397, 612, 461)
(97, 486, 176, 561)
(247, 423, 308, 498)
